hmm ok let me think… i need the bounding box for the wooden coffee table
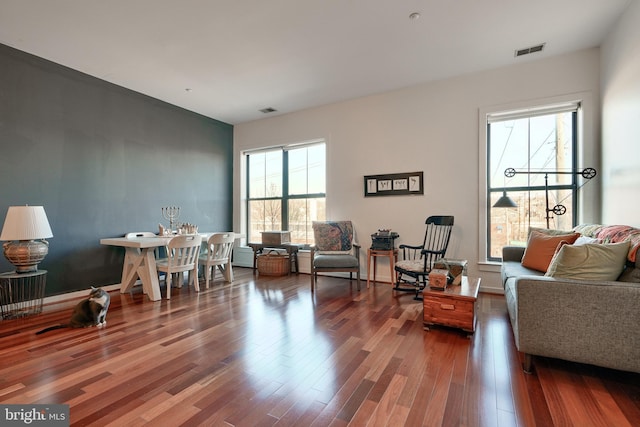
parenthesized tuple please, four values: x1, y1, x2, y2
(423, 276, 480, 334)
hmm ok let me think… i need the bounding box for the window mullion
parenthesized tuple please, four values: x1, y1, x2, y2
(282, 150, 289, 231)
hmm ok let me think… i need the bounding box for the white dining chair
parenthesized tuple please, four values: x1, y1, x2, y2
(156, 234, 201, 299)
(199, 232, 235, 288)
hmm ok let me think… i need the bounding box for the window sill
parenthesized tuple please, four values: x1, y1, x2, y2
(478, 261, 502, 273)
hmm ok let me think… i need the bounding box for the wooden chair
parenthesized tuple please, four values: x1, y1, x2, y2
(156, 234, 201, 299)
(199, 232, 235, 288)
(394, 215, 454, 298)
(310, 220, 361, 291)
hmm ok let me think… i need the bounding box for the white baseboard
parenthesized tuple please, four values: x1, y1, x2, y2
(42, 283, 123, 306)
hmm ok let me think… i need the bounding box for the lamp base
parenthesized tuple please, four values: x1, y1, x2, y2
(2, 240, 49, 273)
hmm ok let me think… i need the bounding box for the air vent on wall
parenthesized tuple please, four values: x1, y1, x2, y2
(259, 107, 277, 114)
(515, 43, 546, 57)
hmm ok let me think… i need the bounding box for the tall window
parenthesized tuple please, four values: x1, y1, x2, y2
(487, 103, 579, 260)
(246, 142, 326, 244)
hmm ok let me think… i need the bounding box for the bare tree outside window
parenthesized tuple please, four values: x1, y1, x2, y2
(247, 143, 326, 244)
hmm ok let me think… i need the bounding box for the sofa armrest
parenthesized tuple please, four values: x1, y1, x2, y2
(502, 246, 525, 262)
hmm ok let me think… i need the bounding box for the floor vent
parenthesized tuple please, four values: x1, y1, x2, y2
(515, 43, 546, 57)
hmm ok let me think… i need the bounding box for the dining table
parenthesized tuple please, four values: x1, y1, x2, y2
(100, 232, 237, 301)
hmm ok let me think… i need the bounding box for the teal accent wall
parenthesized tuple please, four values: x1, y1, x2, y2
(0, 43, 233, 296)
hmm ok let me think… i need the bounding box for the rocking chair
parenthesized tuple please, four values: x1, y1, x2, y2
(394, 215, 454, 299)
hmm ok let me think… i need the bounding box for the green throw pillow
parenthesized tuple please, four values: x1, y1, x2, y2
(545, 241, 630, 281)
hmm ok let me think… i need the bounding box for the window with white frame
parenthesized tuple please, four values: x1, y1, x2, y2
(486, 103, 580, 261)
(246, 142, 326, 244)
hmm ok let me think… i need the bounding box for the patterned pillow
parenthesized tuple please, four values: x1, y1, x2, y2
(572, 224, 605, 237)
(312, 221, 354, 253)
(595, 225, 640, 263)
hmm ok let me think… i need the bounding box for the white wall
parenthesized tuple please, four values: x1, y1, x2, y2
(601, 0, 640, 227)
(234, 49, 601, 292)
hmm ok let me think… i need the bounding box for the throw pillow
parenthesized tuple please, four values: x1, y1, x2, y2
(521, 230, 580, 272)
(528, 227, 574, 237)
(574, 236, 598, 246)
(312, 221, 354, 253)
(545, 241, 631, 281)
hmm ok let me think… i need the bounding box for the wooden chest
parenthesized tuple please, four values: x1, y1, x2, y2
(423, 276, 480, 333)
(261, 231, 291, 245)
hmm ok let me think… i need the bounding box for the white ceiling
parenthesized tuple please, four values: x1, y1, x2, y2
(0, 0, 631, 124)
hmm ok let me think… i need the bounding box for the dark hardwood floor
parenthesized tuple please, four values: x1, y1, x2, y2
(1, 268, 639, 426)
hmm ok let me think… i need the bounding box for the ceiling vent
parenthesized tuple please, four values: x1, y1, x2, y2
(515, 43, 546, 57)
(259, 107, 277, 114)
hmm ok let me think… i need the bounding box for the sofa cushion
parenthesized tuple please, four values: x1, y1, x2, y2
(574, 235, 598, 245)
(619, 262, 640, 283)
(529, 227, 574, 236)
(521, 230, 580, 273)
(572, 224, 605, 237)
(574, 224, 640, 263)
(501, 260, 543, 287)
(313, 254, 359, 268)
(545, 241, 630, 281)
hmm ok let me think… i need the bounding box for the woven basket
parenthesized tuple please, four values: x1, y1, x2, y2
(257, 251, 290, 276)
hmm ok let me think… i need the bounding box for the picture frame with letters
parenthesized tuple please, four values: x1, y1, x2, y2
(364, 171, 424, 197)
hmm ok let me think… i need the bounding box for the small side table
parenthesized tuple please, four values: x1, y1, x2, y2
(367, 249, 398, 288)
(0, 270, 47, 319)
(423, 276, 480, 334)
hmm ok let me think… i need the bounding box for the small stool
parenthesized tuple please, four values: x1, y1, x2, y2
(367, 248, 398, 288)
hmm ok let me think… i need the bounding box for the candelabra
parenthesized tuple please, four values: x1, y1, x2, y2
(161, 206, 181, 231)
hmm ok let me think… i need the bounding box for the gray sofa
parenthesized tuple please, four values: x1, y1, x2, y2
(501, 224, 640, 374)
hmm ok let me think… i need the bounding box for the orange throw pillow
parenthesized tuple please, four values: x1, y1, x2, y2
(521, 230, 580, 272)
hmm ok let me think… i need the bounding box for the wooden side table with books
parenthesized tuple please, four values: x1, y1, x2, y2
(423, 276, 480, 334)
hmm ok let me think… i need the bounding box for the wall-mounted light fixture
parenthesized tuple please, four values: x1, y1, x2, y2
(493, 189, 518, 208)
(495, 167, 597, 228)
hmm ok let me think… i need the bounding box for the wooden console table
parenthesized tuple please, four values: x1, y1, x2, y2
(423, 276, 480, 334)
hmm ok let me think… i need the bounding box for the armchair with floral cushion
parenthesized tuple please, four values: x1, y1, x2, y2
(310, 220, 361, 291)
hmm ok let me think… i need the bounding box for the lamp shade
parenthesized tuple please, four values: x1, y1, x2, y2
(0, 206, 53, 241)
(1, 206, 53, 273)
(493, 191, 518, 208)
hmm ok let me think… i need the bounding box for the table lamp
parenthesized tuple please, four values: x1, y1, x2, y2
(0, 205, 53, 273)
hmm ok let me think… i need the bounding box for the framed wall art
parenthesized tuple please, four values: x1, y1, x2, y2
(364, 171, 424, 197)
